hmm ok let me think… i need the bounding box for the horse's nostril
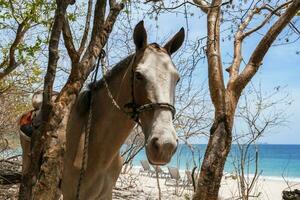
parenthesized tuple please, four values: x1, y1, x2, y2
(164, 142, 175, 153)
(149, 136, 177, 162)
(151, 137, 160, 152)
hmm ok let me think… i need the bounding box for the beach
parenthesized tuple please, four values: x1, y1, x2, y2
(114, 166, 300, 200)
(1, 145, 300, 199)
(0, 162, 299, 199)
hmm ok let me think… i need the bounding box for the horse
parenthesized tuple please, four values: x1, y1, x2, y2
(62, 21, 185, 199)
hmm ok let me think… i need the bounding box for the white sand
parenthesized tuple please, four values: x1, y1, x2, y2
(219, 176, 300, 200)
(114, 167, 194, 199)
(113, 166, 300, 200)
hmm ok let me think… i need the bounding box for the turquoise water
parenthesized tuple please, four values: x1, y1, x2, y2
(3, 144, 299, 180)
(129, 144, 300, 180)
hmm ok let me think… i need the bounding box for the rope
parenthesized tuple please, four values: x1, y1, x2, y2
(75, 53, 103, 200)
(99, 52, 143, 126)
(100, 51, 131, 113)
(75, 49, 176, 199)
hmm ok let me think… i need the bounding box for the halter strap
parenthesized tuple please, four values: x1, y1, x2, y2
(124, 102, 176, 123)
(100, 50, 176, 123)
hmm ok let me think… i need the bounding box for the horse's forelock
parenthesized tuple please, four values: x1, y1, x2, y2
(149, 43, 167, 54)
(150, 42, 160, 48)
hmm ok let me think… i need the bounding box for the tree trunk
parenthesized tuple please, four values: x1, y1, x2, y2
(18, 0, 124, 199)
(193, 1, 300, 199)
(32, 102, 73, 199)
(193, 89, 237, 200)
(18, 1, 71, 198)
(193, 115, 232, 199)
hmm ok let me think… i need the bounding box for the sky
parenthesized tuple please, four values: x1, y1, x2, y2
(49, 1, 300, 144)
(123, 3, 300, 144)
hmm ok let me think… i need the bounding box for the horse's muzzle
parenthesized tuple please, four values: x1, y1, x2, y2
(146, 136, 178, 165)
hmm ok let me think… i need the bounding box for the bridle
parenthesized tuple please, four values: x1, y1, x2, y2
(124, 54, 176, 123)
(100, 50, 176, 124)
(76, 50, 176, 199)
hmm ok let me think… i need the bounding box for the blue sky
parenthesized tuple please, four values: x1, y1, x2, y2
(51, 2, 300, 144)
(127, 3, 300, 144)
(253, 45, 300, 144)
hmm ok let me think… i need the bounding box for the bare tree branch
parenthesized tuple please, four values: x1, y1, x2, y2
(193, 0, 210, 13)
(227, 1, 293, 89)
(193, 0, 232, 13)
(233, 1, 300, 96)
(78, 0, 93, 55)
(62, 16, 79, 62)
(206, 0, 226, 114)
(227, 5, 266, 80)
(79, 0, 124, 78)
(0, 22, 28, 80)
(152, 1, 209, 12)
(243, 1, 293, 38)
(87, 0, 107, 56)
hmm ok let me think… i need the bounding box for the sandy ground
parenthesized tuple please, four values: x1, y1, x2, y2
(114, 168, 194, 200)
(219, 176, 300, 200)
(1, 166, 299, 199)
(114, 166, 300, 200)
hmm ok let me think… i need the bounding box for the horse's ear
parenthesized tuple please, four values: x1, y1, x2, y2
(164, 28, 185, 55)
(133, 20, 147, 51)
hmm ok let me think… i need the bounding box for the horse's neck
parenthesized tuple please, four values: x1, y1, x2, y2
(91, 56, 135, 164)
(103, 55, 135, 114)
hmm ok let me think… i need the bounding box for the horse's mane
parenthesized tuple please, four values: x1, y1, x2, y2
(76, 54, 134, 115)
(88, 54, 134, 90)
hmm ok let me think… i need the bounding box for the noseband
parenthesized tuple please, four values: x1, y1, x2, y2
(124, 55, 176, 123)
(99, 51, 176, 124)
(125, 102, 176, 123)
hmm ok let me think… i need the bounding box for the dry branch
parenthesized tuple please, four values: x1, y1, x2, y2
(0, 22, 28, 80)
(234, 1, 300, 96)
(206, 0, 226, 114)
(78, 0, 93, 55)
(62, 16, 79, 62)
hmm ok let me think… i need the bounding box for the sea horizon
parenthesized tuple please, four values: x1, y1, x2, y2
(130, 165, 300, 182)
(129, 144, 300, 181)
(2, 144, 300, 182)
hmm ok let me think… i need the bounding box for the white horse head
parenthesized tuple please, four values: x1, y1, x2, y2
(132, 21, 185, 165)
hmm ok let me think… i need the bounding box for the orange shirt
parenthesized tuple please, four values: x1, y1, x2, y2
(20, 110, 33, 126)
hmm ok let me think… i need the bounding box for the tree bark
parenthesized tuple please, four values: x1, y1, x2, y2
(19, 1, 71, 199)
(19, 0, 123, 199)
(193, 1, 300, 200)
(193, 90, 237, 199)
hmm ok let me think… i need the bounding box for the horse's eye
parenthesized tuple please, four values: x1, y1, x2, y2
(135, 72, 144, 81)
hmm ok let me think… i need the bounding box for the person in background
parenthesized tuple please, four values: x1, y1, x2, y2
(19, 109, 35, 175)
(19, 91, 58, 174)
(19, 110, 34, 137)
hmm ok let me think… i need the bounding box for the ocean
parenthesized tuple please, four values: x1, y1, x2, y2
(2, 144, 299, 181)
(130, 144, 300, 181)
